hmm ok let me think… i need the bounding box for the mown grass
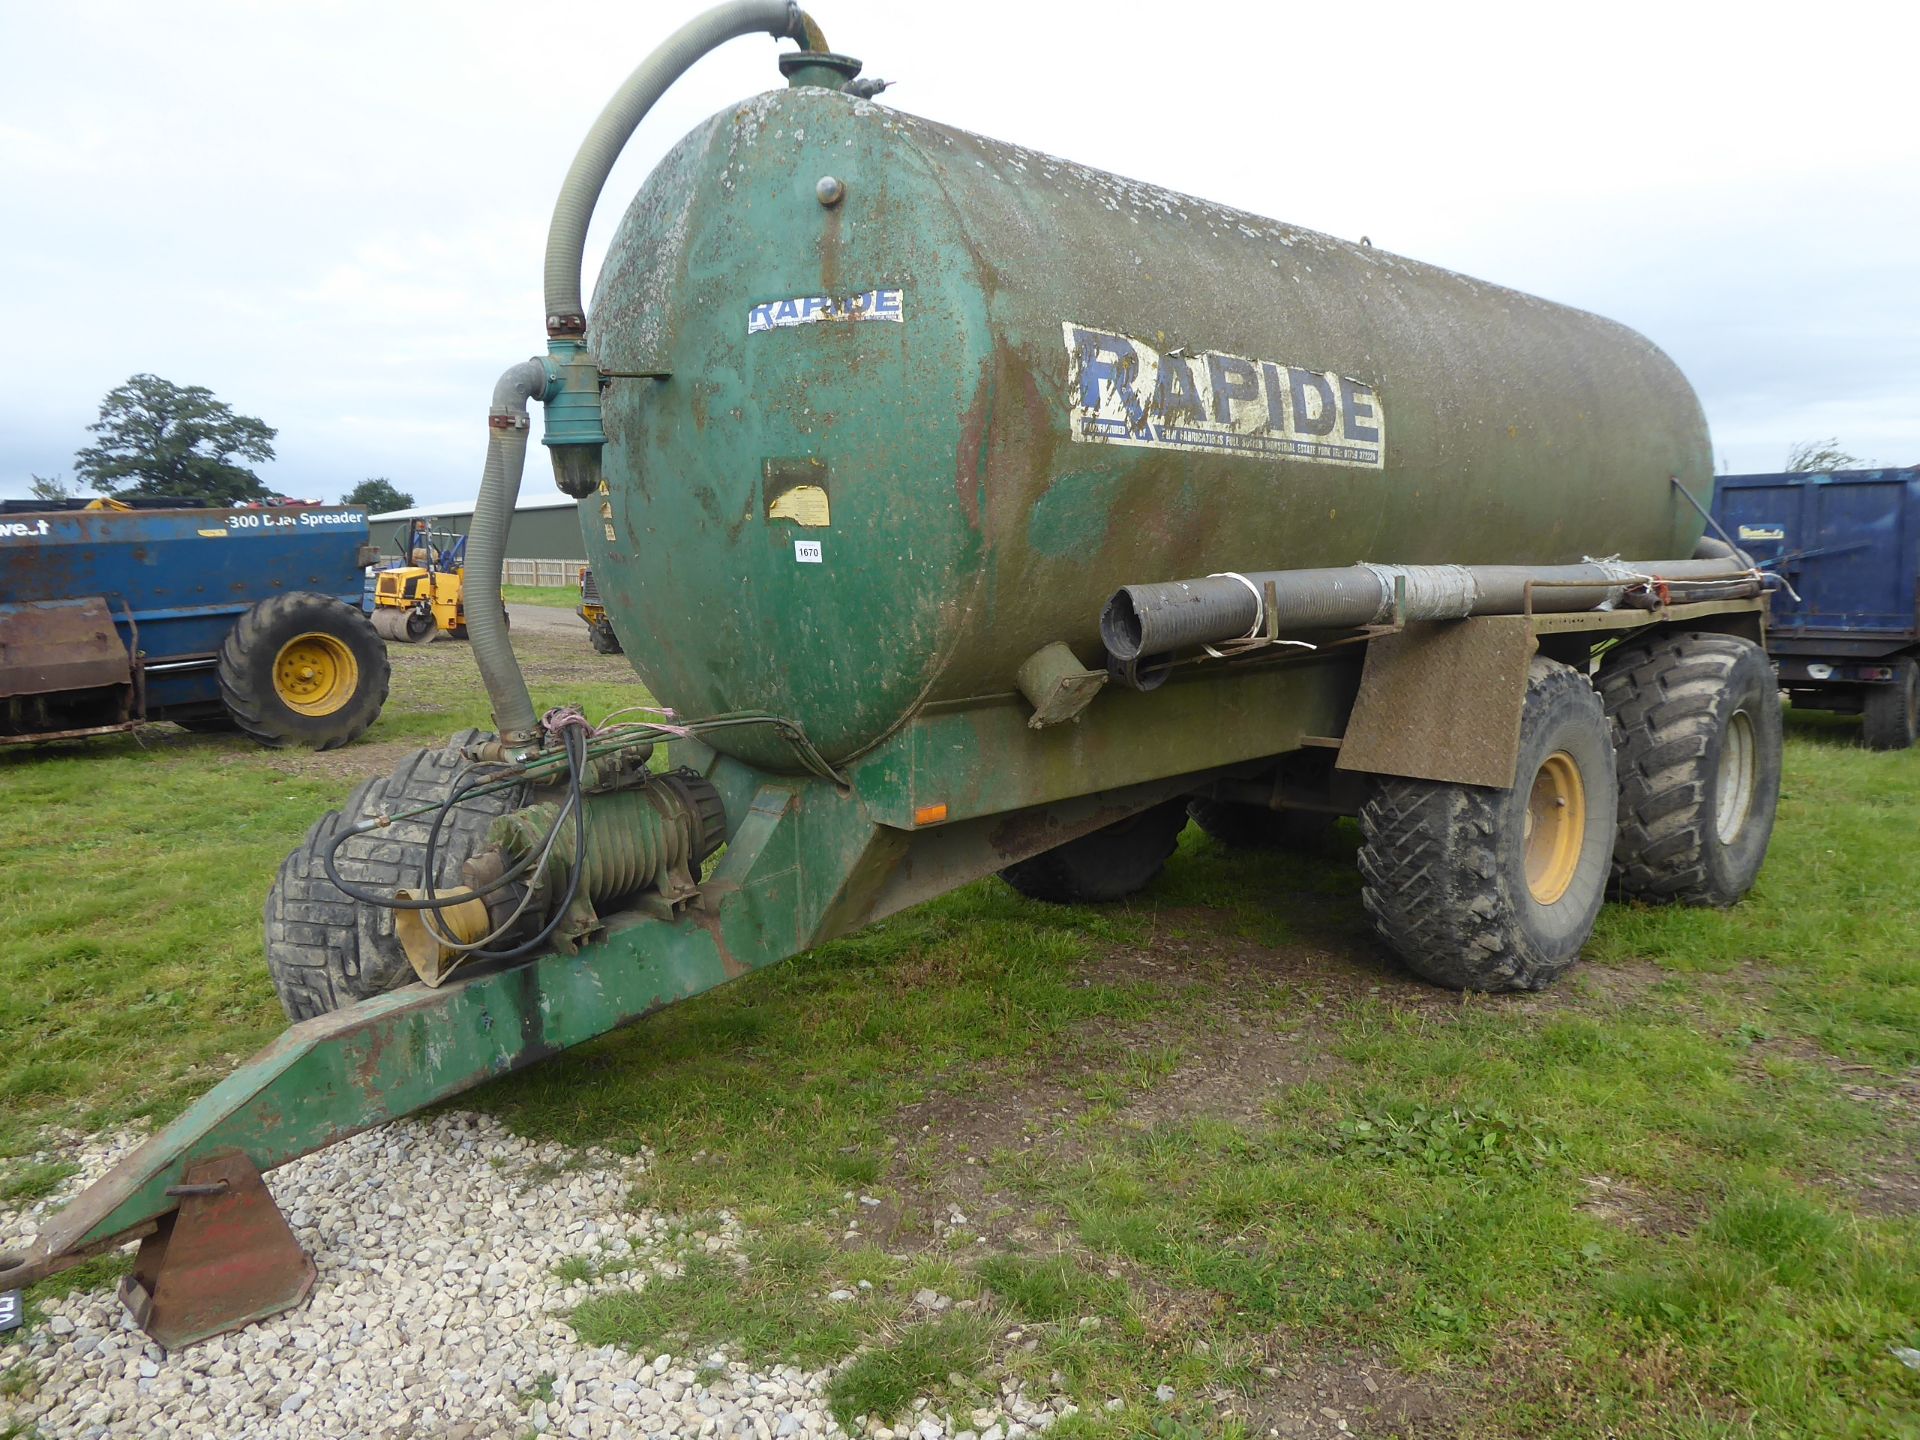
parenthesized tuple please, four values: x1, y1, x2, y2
(464, 706, 1920, 1437)
(501, 583, 578, 609)
(3, 688, 1918, 1437)
(0, 641, 639, 1155)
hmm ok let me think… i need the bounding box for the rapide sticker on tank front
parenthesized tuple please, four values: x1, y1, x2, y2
(747, 288, 903, 334)
(1064, 323, 1385, 469)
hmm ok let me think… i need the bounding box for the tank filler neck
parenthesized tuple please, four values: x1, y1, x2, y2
(778, 50, 863, 90)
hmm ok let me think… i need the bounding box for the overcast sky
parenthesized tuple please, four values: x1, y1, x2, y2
(3, 1, 1915, 507)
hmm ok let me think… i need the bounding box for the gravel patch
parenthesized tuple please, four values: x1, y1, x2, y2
(1, 1113, 1067, 1440)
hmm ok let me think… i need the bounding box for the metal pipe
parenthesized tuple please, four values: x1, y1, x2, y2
(1101, 559, 1757, 664)
(541, 0, 822, 336)
(468, 360, 549, 746)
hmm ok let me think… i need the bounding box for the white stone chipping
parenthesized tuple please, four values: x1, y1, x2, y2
(0, 1113, 1068, 1440)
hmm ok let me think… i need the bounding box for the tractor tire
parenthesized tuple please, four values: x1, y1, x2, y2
(1598, 631, 1783, 905)
(1861, 658, 1920, 751)
(1001, 799, 1189, 905)
(1357, 657, 1615, 992)
(218, 592, 390, 750)
(588, 618, 624, 655)
(263, 730, 530, 1021)
(1188, 798, 1334, 850)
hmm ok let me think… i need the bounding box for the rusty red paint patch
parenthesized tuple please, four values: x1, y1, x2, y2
(118, 1150, 315, 1350)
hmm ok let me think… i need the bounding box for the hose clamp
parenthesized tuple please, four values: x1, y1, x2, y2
(1203, 572, 1265, 658)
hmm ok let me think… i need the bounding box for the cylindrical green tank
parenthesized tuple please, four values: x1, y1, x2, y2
(583, 84, 1711, 766)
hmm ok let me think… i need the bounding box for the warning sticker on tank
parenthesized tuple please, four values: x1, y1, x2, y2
(748, 289, 903, 335)
(1063, 324, 1383, 468)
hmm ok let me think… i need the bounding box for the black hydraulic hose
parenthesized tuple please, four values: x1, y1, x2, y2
(541, 0, 823, 334)
(321, 783, 545, 912)
(418, 764, 529, 909)
(462, 726, 590, 963)
(322, 729, 588, 966)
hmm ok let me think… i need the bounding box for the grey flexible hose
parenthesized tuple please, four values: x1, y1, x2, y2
(542, 0, 814, 333)
(468, 361, 549, 743)
(481, 3, 818, 737)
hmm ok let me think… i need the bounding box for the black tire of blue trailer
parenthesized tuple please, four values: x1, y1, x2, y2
(1598, 631, 1784, 905)
(217, 592, 391, 750)
(1187, 799, 1335, 850)
(1861, 657, 1920, 751)
(1000, 799, 1190, 904)
(263, 730, 530, 1021)
(1357, 658, 1617, 992)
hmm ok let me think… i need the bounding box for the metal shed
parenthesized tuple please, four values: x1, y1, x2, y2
(370, 494, 586, 581)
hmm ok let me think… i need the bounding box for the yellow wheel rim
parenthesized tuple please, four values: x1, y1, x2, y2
(272, 632, 358, 717)
(1524, 750, 1586, 905)
(1715, 709, 1757, 845)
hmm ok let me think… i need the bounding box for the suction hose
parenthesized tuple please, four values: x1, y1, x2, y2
(542, 0, 824, 335)
(469, 2, 827, 749)
(468, 360, 548, 747)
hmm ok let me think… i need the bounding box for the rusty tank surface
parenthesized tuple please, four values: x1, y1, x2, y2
(584, 84, 1713, 766)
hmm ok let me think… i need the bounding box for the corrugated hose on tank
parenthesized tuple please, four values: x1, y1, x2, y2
(466, 1, 830, 747)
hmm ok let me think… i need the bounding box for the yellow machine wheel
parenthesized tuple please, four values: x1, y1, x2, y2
(1358, 657, 1616, 992)
(1523, 751, 1586, 905)
(272, 633, 360, 717)
(216, 592, 390, 751)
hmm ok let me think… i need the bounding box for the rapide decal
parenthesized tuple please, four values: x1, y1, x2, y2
(1063, 323, 1385, 469)
(748, 288, 903, 335)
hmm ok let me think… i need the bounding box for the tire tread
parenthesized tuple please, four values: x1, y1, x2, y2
(263, 730, 526, 1020)
(1597, 631, 1779, 905)
(1356, 660, 1607, 992)
(218, 591, 390, 750)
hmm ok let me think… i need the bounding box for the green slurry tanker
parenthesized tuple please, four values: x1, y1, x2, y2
(2, 3, 1781, 1346)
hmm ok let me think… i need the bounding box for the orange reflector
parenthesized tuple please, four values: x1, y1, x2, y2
(913, 803, 949, 826)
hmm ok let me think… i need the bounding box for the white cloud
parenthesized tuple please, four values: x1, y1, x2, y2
(2, 0, 1916, 504)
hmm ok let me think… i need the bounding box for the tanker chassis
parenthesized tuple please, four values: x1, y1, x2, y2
(1, 3, 1784, 1348)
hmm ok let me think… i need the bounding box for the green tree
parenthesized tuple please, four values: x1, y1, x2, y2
(343, 477, 414, 513)
(73, 374, 276, 504)
(1786, 438, 1866, 473)
(28, 473, 75, 503)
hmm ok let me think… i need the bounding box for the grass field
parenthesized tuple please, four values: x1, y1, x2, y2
(500, 583, 579, 609)
(2, 647, 1917, 1438)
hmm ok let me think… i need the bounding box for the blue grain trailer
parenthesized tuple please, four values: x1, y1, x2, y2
(1713, 467, 1920, 748)
(0, 503, 391, 749)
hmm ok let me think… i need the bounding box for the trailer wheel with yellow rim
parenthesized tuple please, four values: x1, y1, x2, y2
(1357, 657, 1616, 992)
(1598, 631, 1782, 905)
(216, 591, 390, 750)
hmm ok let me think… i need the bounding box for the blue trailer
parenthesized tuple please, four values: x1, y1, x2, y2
(1713, 467, 1920, 748)
(0, 502, 391, 748)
